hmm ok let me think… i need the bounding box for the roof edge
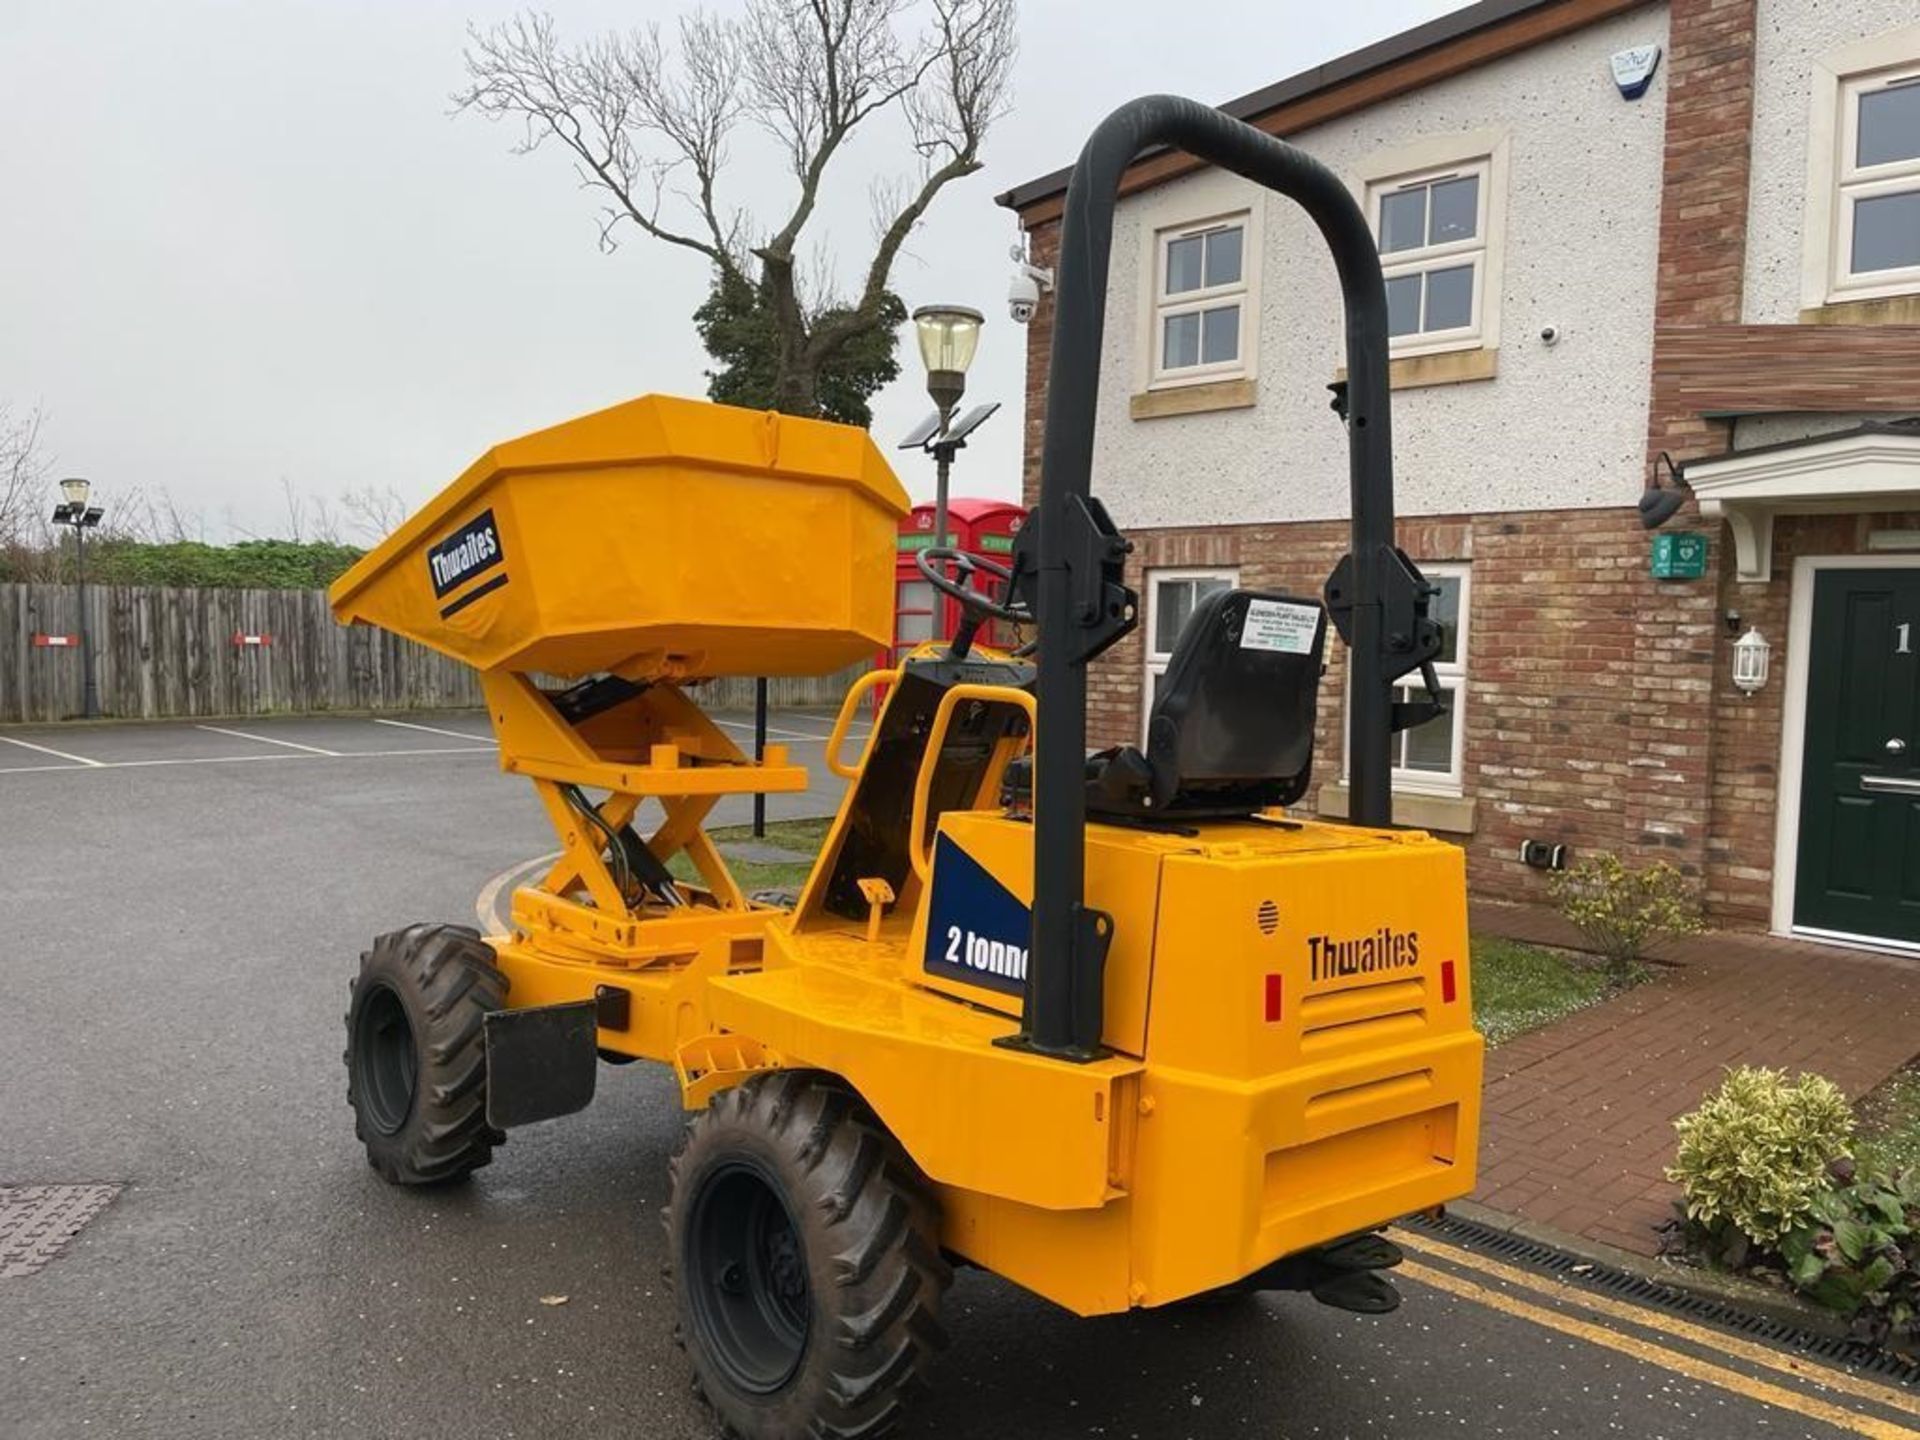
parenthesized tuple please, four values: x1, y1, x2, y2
(994, 0, 1643, 217)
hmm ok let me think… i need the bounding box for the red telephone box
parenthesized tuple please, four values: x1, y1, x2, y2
(888, 497, 1026, 663)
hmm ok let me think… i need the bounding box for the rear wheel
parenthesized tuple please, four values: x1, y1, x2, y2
(666, 1072, 950, 1440)
(345, 923, 507, 1185)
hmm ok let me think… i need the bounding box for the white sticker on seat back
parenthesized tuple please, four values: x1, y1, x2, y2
(1241, 598, 1321, 654)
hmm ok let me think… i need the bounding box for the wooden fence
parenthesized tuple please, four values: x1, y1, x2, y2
(0, 584, 865, 724)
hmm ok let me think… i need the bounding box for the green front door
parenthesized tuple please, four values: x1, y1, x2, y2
(1794, 568, 1920, 945)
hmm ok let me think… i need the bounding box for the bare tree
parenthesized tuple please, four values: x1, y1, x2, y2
(457, 0, 1016, 417)
(0, 403, 49, 549)
(337, 484, 411, 543)
(95, 487, 199, 546)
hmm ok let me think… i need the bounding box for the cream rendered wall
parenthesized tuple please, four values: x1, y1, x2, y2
(1743, 0, 1920, 324)
(1733, 412, 1891, 451)
(1087, 6, 1671, 529)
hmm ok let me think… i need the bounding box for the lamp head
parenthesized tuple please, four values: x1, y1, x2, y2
(59, 476, 91, 510)
(912, 304, 984, 416)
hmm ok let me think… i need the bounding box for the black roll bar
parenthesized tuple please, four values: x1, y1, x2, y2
(1019, 95, 1405, 1061)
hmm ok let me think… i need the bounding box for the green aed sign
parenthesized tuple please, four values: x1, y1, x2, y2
(1650, 530, 1708, 580)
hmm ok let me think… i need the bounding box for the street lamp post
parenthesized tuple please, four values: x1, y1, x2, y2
(51, 477, 105, 719)
(910, 304, 984, 550)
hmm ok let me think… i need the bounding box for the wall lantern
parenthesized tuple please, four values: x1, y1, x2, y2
(1638, 450, 1690, 530)
(1731, 627, 1771, 694)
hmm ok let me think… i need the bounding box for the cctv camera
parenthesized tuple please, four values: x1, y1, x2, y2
(1008, 268, 1040, 323)
(1540, 324, 1561, 346)
(1006, 250, 1054, 324)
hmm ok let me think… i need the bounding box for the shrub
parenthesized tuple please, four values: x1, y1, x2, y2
(1776, 1166, 1920, 1340)
(90, 539, 364, 589)
(1669, 1066, 1855, 1248)
(5, 538, 365, 589)
(1548, 851, 1704, 977)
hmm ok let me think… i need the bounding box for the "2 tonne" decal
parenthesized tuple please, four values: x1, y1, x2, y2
(940, 924, 1028, 985)
(923, 834, 1029, 997)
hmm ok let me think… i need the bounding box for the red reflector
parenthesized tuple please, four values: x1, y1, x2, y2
(1440, 959, 1458, 1004)
(1264, 973, 1284, 1023)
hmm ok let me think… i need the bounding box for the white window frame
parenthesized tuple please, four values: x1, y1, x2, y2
(1352, 130, 1508, 360)
(1394, 564, 1469, 794)
(1835, 68, 1920, 299)
(1343, 563, 1470, 797)
(1147, 212, 1254, 389)
(1369, 161, 1491, 357)
(1803, 25, 1920, 308)
(1142, 568, 1237, 744)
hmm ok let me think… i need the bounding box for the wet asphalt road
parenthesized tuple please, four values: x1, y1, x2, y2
(3, 712, 1916, 1440)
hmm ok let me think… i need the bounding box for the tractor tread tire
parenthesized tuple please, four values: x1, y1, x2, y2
(345, 923, 507, 1186)
(665, 1071, 950, 1440)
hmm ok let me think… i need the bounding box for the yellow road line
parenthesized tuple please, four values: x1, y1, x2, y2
(1397, 1229, 1920, 1420)
(1400, 1260, 1920, 1440)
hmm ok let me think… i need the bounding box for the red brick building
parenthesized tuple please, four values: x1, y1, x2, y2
(998, 0, 1920, 952)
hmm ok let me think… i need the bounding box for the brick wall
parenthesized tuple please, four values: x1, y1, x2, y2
(1076, 507, 1680, 908)
(1467, 509, 1645, 897)
(1628, 0, 1759, 884)
(1019, 222, 1059, 512)
(1084, 521, 1351, 754)
(1061, 500, 1920, 920)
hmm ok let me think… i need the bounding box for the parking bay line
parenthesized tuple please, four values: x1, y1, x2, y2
(0, 734, 104, 767)
(0, 746, 495, 776)
(196, 723, 340, 756)
(476, 852, 563, 930)
(373, 717, 497, 745)
(1397, 1228, 1920, 1420)
(1398, 1259, 1920, 1439)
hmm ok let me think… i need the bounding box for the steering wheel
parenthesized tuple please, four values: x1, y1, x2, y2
(915, 546, 1029, 627)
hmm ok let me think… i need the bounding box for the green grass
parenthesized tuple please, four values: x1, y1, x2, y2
(1470, 935, 1630, 1047)
(673, 820, 1636, 1049)
(670, 816, 833, 894)
(1855, 1065, 1920, 1176)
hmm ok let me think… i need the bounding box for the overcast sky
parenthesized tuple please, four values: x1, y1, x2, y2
(1, 0, 1461, 542)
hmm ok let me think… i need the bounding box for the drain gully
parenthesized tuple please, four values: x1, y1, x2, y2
(1403, 1210, 1919, 1384)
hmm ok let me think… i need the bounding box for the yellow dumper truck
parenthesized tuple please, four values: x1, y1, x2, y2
(330, 95, 1483, 1439)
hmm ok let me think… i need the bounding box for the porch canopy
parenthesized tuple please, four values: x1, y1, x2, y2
(1688, 419, 1920, 582)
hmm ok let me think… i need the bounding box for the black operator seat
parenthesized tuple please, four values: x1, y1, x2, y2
(1085, 588, 1328, 820)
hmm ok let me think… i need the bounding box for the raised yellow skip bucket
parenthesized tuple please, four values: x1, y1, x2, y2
(329, 394, 910, 681)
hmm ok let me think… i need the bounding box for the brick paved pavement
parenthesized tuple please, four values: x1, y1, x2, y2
(1468, 902, 1920, 1257)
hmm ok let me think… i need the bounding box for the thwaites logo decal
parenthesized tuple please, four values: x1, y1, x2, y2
(923, 833, 1029, 996)
(1308, 926, 1420, 983)
(427, 508, 507, 616)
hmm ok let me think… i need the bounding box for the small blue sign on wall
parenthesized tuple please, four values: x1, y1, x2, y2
(1651, 530, 1708, 580)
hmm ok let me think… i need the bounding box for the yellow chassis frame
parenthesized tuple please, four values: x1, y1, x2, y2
(478, 657, 1479, 1315)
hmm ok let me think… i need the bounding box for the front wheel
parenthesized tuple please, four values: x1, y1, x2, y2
(665, 1072, 950, 1440)
(344, 923, 507, 1185)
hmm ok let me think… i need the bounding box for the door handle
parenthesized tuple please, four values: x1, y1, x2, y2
(1889, 737, 1909, 755)
(1862, 774, 1920, 794)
